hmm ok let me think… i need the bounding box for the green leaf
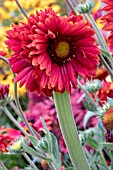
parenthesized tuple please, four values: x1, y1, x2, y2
(101, 49, 111, 58)
(83, 111, 96, 128)
(22, 138, 52, 162)
(101, 142, 113, 151)
(87, 136, 99, 149)
(97, 163, 108, 170)
(110, 162, 113, 170)
(65, 168, 74, 170)
(40, 117, 53, 155)
(51, 134, 61, 169)
(83, 100, 96, 111)
(28, 136, 38, 147)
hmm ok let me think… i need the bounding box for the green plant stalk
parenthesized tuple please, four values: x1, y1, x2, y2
(87, 12, 113, 65)
(98, 149, 108, 169)
(0, 161, 8, 170)
(15, 0, 28, 18)
(53, 91, 91, 170)
(23, 153, 39, 170)
(3, 106, 29, 137)
(99, 54, 113, 81)
(64, 0, 77, 14)
(0, 55, 36, 137)
(77, 79, 98, 109)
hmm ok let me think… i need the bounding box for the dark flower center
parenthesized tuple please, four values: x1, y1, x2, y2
(47, 36, 75, 65)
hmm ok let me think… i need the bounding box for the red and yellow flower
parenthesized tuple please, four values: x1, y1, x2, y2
(6, 8, 99, 96)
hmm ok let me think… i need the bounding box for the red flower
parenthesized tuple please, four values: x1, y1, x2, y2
(0, 50, 7, 57)
(5, 8, 99, 96)
(0, 127, 21, 152)
(97, 81, 113, 105)
(102, 0, 113, 12)
(0, 84, 9, 100)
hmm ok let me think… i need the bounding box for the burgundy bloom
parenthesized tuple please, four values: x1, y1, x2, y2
(0, 84, 9, 100)
(5, 8, 99, 96)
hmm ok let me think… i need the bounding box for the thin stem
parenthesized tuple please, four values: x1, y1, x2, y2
(94, 92, 99, 107)
(23, 153, 39, 170)
(0, 55, 9, 64)
(0, 55, 36, 137)
(14, 89, 36, 137)
(77, 79, 98, 110)
(3, 106, 29, 137)
(98, 149, 108, 170)
(9, 101, 36, 137)
(87, 12, 113, 66)
(64, 0, 77, 14)
(99, 54, 113, 81)
(53, 91, 91, 170)
(0, 161, 8, 170)
(15, 0, 28, 19)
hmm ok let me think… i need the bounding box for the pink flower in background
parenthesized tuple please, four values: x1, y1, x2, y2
(24, 88, 98, 153)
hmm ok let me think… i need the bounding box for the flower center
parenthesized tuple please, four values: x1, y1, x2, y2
(102, 107, 113, 131)
(47, 37, 76, 65)
(55, 41, 70, 58)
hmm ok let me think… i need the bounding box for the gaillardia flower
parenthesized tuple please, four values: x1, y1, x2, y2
(5, 8, 99, 96)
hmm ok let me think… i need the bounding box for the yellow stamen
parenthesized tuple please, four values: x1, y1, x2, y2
(55, 41, 70, 58)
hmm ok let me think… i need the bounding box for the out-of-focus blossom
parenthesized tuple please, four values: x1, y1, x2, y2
(97, 81, 113, 105)
(93, 67, 108, 81)
(0, 84, 9, 100)
(102, 0, 113, 12)
(5, 8, 99, 96)
(0, 71, 26, 97)
(0, 126, 21, 152)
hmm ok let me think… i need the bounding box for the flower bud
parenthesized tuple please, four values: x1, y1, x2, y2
(0, 84, 9, 104)
(85, 79, 102, 93)
(8, 139, 22, 153)
(77, 0, 94, 14)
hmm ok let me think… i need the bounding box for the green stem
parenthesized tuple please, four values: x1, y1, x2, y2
(98, 149, 108, 170)
(23, 153, 39, 170)
(53, 91, 91, 170)
(87, 12, 113, 66)
(0, 55, 36, 137)
(0, 161, 8, 170)
(64, 0, 77, 14)
(15, 0, 28, 18)
(3, 106, 29, 137)
(9, 101, 36, 137)
(77, 79, 98, 110)
(99, 54, 113, 81)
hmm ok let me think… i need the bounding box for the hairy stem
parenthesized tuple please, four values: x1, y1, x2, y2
(53, 91, 91, 170)
(23, 153, 39, 170)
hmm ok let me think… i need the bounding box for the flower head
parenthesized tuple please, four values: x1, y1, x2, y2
(0, 127, 21, 152)
(6, 8, 99, 96)
(102, 107, 113, 131)
(0, 84, 9, 101)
